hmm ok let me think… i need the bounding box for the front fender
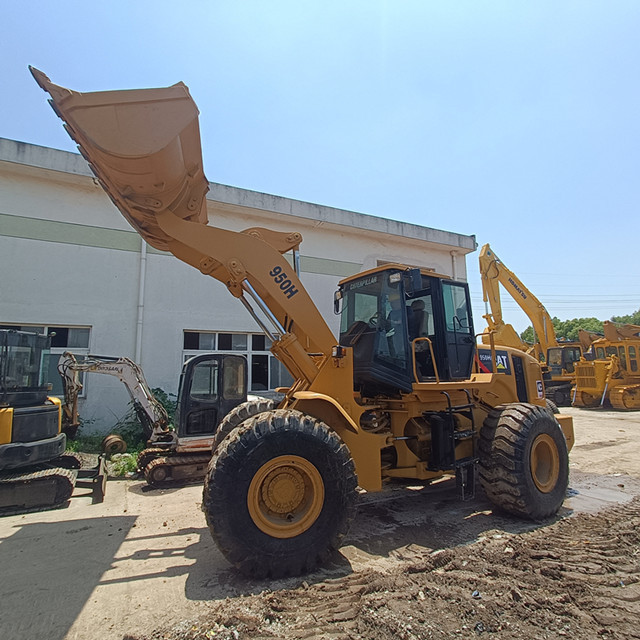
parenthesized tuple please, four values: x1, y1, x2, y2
(289, 391, 359, 434)
(289, 391, 386, 492)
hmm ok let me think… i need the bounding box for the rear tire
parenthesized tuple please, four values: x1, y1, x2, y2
(203, 409, 358, 578)
(479, 403, 569, 520)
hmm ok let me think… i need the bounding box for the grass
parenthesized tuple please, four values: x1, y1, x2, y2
(65, 388, 177, 477)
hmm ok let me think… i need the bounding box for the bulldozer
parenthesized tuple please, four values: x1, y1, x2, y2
(32, 68, 574, 578)
(58, 351, 271, 485)
(573, 321, 640, 410)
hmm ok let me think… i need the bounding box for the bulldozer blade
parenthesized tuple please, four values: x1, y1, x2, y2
(30, 67, 209, 252)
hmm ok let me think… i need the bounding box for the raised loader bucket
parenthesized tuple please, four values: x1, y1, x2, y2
(30, 67, 209, 252)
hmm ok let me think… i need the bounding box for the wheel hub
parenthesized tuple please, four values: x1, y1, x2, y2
(262, 466, 306, 513)
(248, 455, 325, 538)
(530, 433, 560, 493)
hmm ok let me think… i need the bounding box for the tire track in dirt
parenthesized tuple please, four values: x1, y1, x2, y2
(130, 497, 640, 640)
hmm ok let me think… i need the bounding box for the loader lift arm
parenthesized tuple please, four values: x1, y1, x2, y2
(603, 321, 640, 341)
(58, 352, 169, 441)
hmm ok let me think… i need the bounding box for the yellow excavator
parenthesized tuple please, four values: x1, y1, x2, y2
(573, 321, 640, 410)
(32, 68, 574, 578)
(479, 244, 583, 406)
(0, 329, 106, 514)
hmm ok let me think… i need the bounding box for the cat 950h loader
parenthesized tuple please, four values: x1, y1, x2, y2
(32, 68, 574, 578)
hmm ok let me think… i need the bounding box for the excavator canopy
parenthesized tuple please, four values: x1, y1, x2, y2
(30, 67, 209, 252)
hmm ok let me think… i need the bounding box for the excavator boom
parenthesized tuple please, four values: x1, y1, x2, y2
(58, 352, 169, 440)
(479, 244, 557, 355)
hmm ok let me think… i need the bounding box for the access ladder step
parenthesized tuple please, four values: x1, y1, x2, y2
(455, 457, 477, 501)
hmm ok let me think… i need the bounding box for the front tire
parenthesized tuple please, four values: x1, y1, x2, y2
(479, 403, 569, 520)
(211, 397, 275, 452)
(203, 409, 358, 578)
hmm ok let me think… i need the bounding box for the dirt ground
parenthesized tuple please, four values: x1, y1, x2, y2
(1, 407, 640, 640)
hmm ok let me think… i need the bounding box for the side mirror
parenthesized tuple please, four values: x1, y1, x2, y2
(334, 290, 343, 315)
(404, 268, 422, 294)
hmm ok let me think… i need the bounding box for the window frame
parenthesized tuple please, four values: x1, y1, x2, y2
(183, 330, 293, 392)
(0, 323, 91, 397)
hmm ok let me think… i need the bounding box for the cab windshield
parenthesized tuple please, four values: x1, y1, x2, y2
(339, 272, 409, 369)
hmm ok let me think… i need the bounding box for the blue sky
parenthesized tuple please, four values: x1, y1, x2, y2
(2, 1, 639, 333)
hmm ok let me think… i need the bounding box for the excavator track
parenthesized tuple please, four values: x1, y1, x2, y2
(136, 447, 169, 474)
(144, 454, 211, 487)
(0, 467, 77, 516)
(609, 385, 640, 410)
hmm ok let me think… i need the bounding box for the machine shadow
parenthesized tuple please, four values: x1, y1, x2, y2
(0, 515, 136, 640)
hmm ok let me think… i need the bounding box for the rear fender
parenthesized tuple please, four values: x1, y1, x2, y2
(554, 414, 575, 452)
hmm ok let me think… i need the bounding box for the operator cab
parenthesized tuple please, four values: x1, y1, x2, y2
(337, 266, 475, 397)
(547, 345, 582, 376)
(0, 329, 52, 407)
(174, 354, 247, 438)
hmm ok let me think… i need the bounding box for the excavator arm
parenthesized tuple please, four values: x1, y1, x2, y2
(479, 244, 557, 357)
(58, 352, 169, 440)
(32, 68, 338, 393)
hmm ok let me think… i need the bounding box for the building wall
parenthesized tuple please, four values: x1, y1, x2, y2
(0, 138, 476, 433)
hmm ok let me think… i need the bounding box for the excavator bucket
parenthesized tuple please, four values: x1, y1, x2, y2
(30, 67, 209, 252)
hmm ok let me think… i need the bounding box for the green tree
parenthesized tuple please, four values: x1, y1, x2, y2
(611, 308, 640, 325)
(520, 316, 603, 343)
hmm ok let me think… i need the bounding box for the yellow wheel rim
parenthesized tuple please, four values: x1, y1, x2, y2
(530, 433, 560, 493)
(248, 455, 325, 539)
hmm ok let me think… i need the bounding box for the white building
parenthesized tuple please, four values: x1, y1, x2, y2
(0, 137, 476, 432)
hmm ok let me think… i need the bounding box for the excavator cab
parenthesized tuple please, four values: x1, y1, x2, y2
(174, 354, 247, 438)
(547, 345, 582, 376)
(0, 329, 52, 408)
(338, 267, 476, 396)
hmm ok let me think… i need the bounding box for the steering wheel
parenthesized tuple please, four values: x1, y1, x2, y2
(453, 315, 469, 330)
(368, 312, 382, 328)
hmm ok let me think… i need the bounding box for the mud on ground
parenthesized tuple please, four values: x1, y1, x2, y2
(130, 407, 640, 640)
(130, 497, 640, 640)
(1, 407, 639, 640)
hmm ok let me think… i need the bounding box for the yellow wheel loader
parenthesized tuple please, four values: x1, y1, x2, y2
(32, 68, 574, 577)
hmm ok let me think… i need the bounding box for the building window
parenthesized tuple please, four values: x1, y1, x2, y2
(183, 331, 293, 392)
(0, 324, 91, 395)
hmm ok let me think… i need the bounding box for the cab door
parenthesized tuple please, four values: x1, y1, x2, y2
(175, 354, 247, 438)
(441, 282, 475, 380)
